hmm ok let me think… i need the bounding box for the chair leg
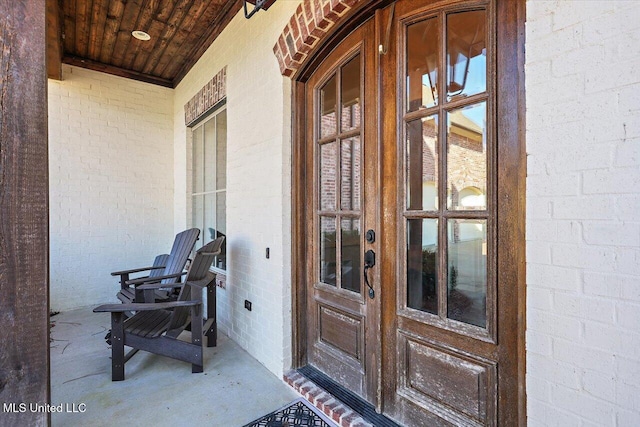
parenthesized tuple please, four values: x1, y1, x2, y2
(191, 305, 204, 373)
(206, 282, 217, 347)
(111, 312, 125, 381)
(206, 320, 217, 347)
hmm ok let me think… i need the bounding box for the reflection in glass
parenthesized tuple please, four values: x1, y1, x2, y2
(204, 119, 216, 192)
(320, 74, 337, 138)
(340, 137, 361, 211)
(192, 127, 203, 194)
(447, 10, 487, 100)
(447, 219, 487, 327)
(320, 216, 337, 286)
(216, 109, 227, 190)
(341, 218, 361, 293)
(407, 116, 438, 211)
(446, 102, 487, 210)
(214, 192, 226, 269)
(320, 142, 337, 210)
(407, 219, 438, 314)
(407, 17, 438, 112)
(204, 194, 215, 244)
(192, 195, 204, 249)
(341, 55, 361, 132)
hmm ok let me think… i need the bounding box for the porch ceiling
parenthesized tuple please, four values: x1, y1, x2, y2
(47, 0, 243, 88)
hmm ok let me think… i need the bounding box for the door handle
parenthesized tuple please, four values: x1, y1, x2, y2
(364, 250, 375, 299)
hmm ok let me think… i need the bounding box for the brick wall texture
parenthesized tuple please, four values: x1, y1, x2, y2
(173, 0, 301, 377)
(48, 65, 175, 311)
(525, 1, 640, 425)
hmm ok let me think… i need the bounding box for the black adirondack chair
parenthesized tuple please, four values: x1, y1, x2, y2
(111, 228, 200, 304)
(94, 236, 225, 381)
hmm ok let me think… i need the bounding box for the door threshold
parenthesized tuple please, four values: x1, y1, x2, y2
(284, 366, 400, 427)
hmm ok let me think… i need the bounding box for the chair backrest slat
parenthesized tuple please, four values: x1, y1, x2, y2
(149, 254, 170, 279)
(160, 228, 200, 285)
(166, 236, 225, 334)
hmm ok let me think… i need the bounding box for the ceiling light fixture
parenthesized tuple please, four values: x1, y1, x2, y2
(132, 30, 151, 41)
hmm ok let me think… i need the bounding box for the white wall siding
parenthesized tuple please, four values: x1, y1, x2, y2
(173, 1, 300, 377)
(48, 65, 175, 311)
(525, 1, 640, 425)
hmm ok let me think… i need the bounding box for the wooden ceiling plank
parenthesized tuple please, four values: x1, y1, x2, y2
(131, 18, 165, 72)
(141, 0, 192, 75)
(122, 0, 161, 70)
(110, 0, 143, 67)
(159, 0, 224, 79)
(99, 0, 126, 64)
(47, 0, 63, 79)
(74, 0, 93, 58)
(62, 0, 76, 53)
(154, 0, 176, 23)
(152, 0, 212, 78)
(87, 0, 109, 61)
(63, 54, 173, 87)
(153, 27, 190, 78)
(172, 0, 242, 85)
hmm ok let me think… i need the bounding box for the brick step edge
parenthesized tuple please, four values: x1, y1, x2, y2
(283, 370, 373, 427)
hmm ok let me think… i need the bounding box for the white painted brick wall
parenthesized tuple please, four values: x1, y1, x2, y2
(173, 1, 301, 377)
(48, 65, 175, 311)
(526, 1, 640, 425)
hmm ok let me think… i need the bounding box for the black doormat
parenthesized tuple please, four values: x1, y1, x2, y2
(243, 398, 335, 427)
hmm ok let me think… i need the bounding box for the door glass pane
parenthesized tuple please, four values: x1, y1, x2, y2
(407, 17, 438, 112)
(320, 74, 337, 138)
(447, 102, 487, 210)
(192, 127, 203, 194)
(320, 142, 337, 210)
(340, 137, 361, 211)
(407, 116, 438, 211)
(341, 55, 361, 132)
(216, 110, 227, 190)
(320, 216, 337, 286)
(447, 219, 487, 327)
(407, 219, 438, 314)
(447, 10, 487, 100)
(341, 218, 361, 293)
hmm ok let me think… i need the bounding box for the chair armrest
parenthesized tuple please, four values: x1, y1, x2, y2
(111, 265, 165, 276)
(124, 271, 186, 286)
(94, 300, 201, 313)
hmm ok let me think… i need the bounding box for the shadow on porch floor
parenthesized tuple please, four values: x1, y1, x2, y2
(50, 308, 299, 426)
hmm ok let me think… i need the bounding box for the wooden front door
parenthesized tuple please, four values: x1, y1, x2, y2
(304, 18, 379, 403)
(300, 0, 524, 425)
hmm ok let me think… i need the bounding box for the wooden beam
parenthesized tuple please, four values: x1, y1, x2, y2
(0, 0, 50, 425)
(47, 0, 63, 79)
(63, 54, 174, 87)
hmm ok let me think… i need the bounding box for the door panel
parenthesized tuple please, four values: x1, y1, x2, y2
(381, 0, 501, 425)
(305, 18, 378, 403)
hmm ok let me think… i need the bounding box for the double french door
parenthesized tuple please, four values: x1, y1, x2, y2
(299, 0, 523, 425)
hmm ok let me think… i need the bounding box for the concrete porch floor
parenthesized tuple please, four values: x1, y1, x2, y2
(50, 308, 301, 426)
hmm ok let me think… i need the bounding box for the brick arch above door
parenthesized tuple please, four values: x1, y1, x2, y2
(273, 0, 363, 77)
